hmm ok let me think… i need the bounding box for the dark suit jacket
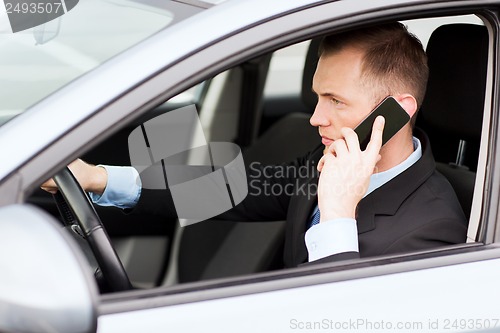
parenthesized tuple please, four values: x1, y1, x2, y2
(133, 129, 468, 267)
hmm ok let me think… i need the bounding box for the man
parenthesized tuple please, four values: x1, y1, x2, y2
(42, 22, 467, 267)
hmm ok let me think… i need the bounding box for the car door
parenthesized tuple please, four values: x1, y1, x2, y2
(2, 0, 500, 332)
(94, 2, 500, 332)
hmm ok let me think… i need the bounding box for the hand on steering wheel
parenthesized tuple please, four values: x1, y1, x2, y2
(53, 167, 131, 292)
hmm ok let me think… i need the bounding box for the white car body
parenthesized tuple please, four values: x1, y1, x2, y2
(1, 0, 499, 332)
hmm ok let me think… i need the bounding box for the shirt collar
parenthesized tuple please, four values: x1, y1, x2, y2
(365, 136, 422, 197)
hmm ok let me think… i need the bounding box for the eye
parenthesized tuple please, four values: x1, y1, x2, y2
(331, 97, 342, 105)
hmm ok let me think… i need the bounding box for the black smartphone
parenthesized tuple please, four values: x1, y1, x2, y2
(354, 96, 410, 150)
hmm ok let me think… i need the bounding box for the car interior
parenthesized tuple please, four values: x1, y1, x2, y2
(28, 13, 490, 293)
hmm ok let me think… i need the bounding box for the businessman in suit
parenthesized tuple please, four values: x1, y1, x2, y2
(42, 22, 467, 267)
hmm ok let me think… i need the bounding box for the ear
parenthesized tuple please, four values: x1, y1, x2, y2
(395, 94, 418, 118)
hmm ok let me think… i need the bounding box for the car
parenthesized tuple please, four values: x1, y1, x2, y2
(1, 0, 500, 332)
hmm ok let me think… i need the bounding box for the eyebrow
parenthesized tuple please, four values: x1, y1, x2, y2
(311, 87, 347, 101)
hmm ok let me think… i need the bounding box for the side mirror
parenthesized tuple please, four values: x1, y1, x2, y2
(0, 205, 98, 333)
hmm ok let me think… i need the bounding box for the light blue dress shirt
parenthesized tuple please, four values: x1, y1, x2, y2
(91, 137, 422, 262)
(89, 166, 141, 209)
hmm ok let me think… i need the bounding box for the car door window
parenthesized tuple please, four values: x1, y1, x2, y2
(22, 6, 494, 306)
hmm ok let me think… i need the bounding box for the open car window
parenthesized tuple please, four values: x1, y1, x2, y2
(26, 12, 490, 294)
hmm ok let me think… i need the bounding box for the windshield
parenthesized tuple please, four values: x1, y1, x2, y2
(0, 0, 202, 125)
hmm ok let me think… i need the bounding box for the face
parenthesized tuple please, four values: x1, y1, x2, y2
(310, 46, 380, 148)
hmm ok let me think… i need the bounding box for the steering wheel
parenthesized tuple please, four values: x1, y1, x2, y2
(53, 167, 131, 292)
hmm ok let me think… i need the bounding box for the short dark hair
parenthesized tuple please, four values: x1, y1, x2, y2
(319, 22, 428, 120)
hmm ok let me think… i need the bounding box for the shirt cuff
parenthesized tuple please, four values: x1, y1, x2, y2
(305, 218, 359, 262)
(89, 165, 141, 209)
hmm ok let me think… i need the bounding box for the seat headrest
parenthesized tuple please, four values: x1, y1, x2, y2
(420, 24, 488, 142)
(301, 38, 321, 112)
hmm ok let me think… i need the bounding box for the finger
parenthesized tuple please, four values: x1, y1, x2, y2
(341, 127, 360, 153)
(317, 155, 326, 172)
(40, 186, 58, 194)
(317, 154, 335, 172)
(42, 178, 57, 187)
(329, 138, 348, 157)
(41, 178, 56, 188)
(365, 116, 385, 161)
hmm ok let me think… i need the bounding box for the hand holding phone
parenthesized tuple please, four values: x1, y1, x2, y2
(317, 114, 385, 221)
(354, 96, 410, 150)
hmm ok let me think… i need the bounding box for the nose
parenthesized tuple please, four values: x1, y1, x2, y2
(310, 100, 330, 127)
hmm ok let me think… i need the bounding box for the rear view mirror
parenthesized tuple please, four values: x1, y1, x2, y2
(33, 16, 61, 45)
(0, 205, 98, 333)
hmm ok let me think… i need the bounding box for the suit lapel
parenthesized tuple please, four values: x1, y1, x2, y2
(356, 128, 435, 233)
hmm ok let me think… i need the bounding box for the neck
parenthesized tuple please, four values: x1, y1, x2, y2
(375, 128, 415, 173)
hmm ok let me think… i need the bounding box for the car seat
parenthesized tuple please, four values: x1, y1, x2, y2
(418, 23, 488, 221)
